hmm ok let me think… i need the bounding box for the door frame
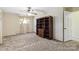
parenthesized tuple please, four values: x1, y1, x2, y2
(63, 9, 64, 42)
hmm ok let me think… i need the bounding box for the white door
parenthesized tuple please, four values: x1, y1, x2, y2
(64, 11, 72, 41)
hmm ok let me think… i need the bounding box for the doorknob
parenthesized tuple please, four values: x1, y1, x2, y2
(64, 28, 67, 29)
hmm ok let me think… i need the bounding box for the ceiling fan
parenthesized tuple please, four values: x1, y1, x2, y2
(21, 7, 46, 16)
(26, 7, 37, 15)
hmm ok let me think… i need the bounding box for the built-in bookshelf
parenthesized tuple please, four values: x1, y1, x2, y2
(36, 16, 53, 39)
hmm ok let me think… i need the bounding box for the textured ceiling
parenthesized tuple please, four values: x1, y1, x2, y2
(0, 7, 63, 16)
(0, 7, 48, 16)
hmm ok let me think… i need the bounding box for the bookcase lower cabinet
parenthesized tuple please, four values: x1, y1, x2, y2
(36, 16, 53, 39)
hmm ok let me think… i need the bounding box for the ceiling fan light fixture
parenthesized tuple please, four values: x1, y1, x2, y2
(27, 13, 34, 16)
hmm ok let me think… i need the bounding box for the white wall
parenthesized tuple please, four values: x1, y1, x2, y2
(3, 12, 35, 36)
(3, 12, 20, 36)
(34, 7, 64, 41)
(0, 9, 3, 44)
(69, 11, 79, 41)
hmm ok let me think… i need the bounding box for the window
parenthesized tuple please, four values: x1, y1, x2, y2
(19, 18, 30, 24)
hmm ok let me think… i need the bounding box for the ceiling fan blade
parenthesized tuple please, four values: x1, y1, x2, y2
(34, 9, 46, 14)
(29, 12, 37, 15)
(19, 7, 47, 16)
(20, 10, 27, 13)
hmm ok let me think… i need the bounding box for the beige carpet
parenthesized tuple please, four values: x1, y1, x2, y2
(0, 33, 79, 51)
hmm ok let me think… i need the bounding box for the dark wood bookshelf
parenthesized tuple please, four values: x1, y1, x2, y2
(36, 16, 53, 39)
